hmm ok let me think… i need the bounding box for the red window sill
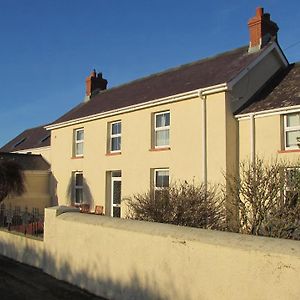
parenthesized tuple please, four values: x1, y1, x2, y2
(149, 147, 171, 152)
(278, 149, 300, 153)
(106, 152, 122, 156)
(71, 156, 84, 159)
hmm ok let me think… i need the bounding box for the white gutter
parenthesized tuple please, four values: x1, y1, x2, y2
(236, 104, 300, 120)
(45, 83, 228, 131)
(13, 146, 51, 154)
(250, 113, 255, 163)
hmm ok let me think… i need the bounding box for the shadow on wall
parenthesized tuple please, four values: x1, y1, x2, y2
(0, 238, 187, 300)
(50, 173, 58, 206)
(66, 176, 94, 208)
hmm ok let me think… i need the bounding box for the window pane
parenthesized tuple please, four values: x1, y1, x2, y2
(76, 129, 84, 141)
(112, 122, 121, 135)
(155, 129, 169, 146)
(287, 113, 300, 127)
(111, 136, 121, 151)
(76, 142, 84, 155)
(156, 112, 170, 128)
(75, 189, 83, 204)
(286, 168, 300, 187)
(156, 170, 169, 188)
(75, 173, 83, 186)
(286, 130, 300, 147)
(154, 189, 169, 200)
(113, 181, 121, 204)
(113, 206, 121, 218)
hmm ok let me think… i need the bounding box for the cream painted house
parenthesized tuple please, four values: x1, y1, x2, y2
(2, 7, 299, 217)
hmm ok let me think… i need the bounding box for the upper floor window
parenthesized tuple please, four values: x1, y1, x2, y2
(110, 121, 121, 152)
(154, 111, 170, 148)
(74, 128, 84, 157)
(284, 113, 300, 149)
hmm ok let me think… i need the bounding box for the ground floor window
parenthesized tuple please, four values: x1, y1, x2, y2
(285, 167, 300, 206)
(74, 172, 83, 205)
(154, 168, 169, 199)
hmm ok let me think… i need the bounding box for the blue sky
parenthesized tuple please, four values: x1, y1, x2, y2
(0, 0, 300, 147)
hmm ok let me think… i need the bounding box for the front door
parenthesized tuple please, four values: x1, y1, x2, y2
(111, 172, 121, 217)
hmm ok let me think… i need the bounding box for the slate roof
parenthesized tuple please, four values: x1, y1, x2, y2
(0, 152, 50, 171)
(238, 63, 300, 114)
(52, 45, 267, 125)
(0, 125, 50, 152)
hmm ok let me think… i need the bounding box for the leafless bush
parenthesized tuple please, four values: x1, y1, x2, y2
(225, 158, 300, 240)
(126, 181, 225, 230)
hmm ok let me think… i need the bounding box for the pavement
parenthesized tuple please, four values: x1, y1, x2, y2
(0, 255, 106, 300)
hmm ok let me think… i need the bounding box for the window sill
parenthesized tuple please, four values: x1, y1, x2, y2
(106, 152, 122, 156)
(278, 149, 300, 153)
(149, 147, 171, 152)
(71, 156, 84, 159)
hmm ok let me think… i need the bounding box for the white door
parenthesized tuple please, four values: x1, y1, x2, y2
(111, 173, 121, 217)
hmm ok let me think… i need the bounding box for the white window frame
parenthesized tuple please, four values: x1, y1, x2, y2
(110, 121, 121, 153)
(74, 128, 84, 157)
(74, 172, 83, 205)
(154, 168, 170, 191)
(284, 114, 300, 150)
(154, 111, 170, 148)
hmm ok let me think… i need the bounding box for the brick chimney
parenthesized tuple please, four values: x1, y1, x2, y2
(85, 70, 108, 101)
(248, 7, 279, 53)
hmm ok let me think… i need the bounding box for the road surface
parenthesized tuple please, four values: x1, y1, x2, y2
(0, 255, 106, 300)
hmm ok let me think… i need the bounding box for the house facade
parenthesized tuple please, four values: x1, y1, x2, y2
(1, 7, 299, 217)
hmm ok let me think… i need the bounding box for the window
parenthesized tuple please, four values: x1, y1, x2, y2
(154, 168, 169, 198)
(74, 172, 83, 205)
(40, 134, 50, 144)
(110, 121, 121, 152)
(154, 111, 170, 148)
(285, 167, 300, 206)
(284, 113, 300, 149)
(14, 137, 27, 148)
(74, 128, 84, 157)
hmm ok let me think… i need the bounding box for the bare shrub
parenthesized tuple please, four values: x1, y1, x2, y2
(225, 158, 300, 240)
(126, 181, 225, 230)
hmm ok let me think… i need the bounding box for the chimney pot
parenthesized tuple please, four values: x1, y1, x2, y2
(256, 7, 264, 17)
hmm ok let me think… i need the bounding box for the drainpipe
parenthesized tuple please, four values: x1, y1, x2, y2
(250, 113, 255, 163)
(199, 90, 207, 187)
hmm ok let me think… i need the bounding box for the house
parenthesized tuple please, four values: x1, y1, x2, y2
(0, 125, 51, 163)
(1, 7, 299, 217)
(0, 152, 52, 211)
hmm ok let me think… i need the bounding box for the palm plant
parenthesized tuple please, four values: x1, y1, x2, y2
(0, 160, 25, 203)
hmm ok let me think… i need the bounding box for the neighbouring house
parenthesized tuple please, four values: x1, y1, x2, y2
(0, 152, 52, 211)
(1, 7, 299, 217)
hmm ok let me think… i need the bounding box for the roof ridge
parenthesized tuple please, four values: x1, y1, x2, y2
(23, 123, 49, 132)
